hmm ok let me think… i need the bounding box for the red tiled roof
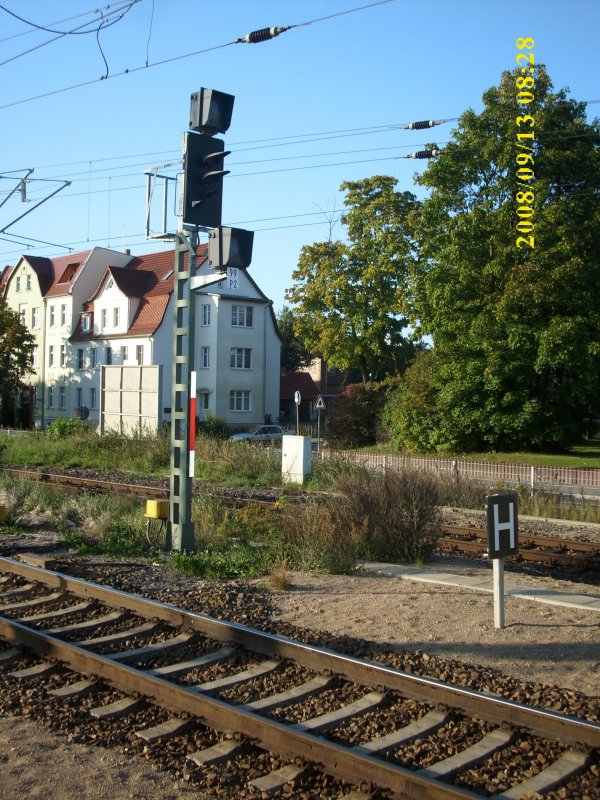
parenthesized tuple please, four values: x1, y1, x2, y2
(0, 264, 14, 295)
(280, 371, 319, 400)
(72, 245, 208, 340)
(44, 251, 92, 297)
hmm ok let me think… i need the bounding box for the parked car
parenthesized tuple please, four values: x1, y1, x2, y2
(228, 424, 293, 444)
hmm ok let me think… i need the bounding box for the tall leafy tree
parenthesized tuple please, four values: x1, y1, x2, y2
(396, 66, 600, 452)
(276, 305, 312, 372)
(286, 176, 420, 382)
(0, 297, 34, 425)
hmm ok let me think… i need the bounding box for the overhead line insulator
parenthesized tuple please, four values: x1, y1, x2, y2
(407, 149, 443, 159)
(400, 119, 447, 130)
(237, 26, 291, 44)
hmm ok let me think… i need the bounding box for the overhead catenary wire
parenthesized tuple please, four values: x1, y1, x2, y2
(0, 1, 139, 68)
(0, 0, 399, 110)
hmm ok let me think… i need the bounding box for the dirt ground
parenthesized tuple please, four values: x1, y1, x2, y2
(269, 560, 600, 696)
(0, 715, 211, 800)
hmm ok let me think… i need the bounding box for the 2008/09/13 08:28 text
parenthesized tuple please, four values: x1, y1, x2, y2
(515, 37, 535, 250)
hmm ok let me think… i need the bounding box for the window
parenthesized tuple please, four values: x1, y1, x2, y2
(105, 346, 112, 365)
(136, 345, 144, 365)
(101, 309, 108, 329)
(15, 276, 21, 292)
(200, 346, 209, 368)
(230, 347, 251, 369)
(47, 387, 53, 408)
(19, 306, 26, 325)
(199, 392, 209, 411)
(201, 304, 211, 326)
(31, 307, 39, 329)
(231, 304, 253, 328)
(77, 349, 84, 370)
(76, 388, 83, 408)
(32, 346, 39, 368)
(230, 390, 251, 412)
(81, 313, 91, 332)
(60, 344, 66, 368)
(121, 345, 128, 362)
(48, 345, 55, 367)
(89, 387, 97, 409)
(113, 308, 120, 327)
(106, 277, 114, 290)
(90, 348, 97, 368)
(49, 306, 56, 327)
(60, 304, 67, 326)
(26, 274, 31, 290)
(59, 386, 66, 409)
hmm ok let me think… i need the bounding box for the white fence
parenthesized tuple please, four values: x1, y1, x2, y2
(321, 450, 600, 493)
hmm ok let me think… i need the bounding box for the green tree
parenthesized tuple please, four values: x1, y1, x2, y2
(0, 298, 34, 425)
(391, 66, 600, 452)
(276, 305, 312, 372)
(286, 176, 420, 382)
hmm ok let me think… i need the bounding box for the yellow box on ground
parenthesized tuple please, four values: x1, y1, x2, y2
(144, 499, 169, 520)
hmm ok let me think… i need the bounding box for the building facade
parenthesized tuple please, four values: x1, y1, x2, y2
(4, 246, 281, 432)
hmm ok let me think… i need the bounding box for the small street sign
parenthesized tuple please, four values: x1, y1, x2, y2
(315, 394, 326, 410)
(294, 390, 301, 405)
(486, 493, 519, 558)
(486, 492, 519, 630)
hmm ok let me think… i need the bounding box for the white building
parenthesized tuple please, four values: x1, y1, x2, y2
(4, 245, 281, 432)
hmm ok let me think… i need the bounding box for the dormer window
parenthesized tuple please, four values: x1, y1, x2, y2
(58, 263, 78, 284)
(81, 313, 91, 332)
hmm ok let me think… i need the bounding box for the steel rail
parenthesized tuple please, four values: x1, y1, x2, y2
(0, 613, 482, 800)
(440, 525, 600, 555)
(0, 467, 167, 499)
(1, 557, 598, 751)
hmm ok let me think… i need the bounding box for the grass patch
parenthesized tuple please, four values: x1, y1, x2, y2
(352, 440, 600, 469)
(1, 429, 170, 475)
(0, 475, 149, 555)
(194, 438, 281, 486)
(172, 542, 289, 579)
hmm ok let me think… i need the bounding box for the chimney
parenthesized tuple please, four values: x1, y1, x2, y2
(124, 248, 131, 255)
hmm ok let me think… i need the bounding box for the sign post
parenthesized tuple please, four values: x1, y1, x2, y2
(486, 493, 519, 629)
(314, 394, 326, 453)
(294, 390, 301, 435)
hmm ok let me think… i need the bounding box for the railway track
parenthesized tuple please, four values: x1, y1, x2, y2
(0, 556, 598, 799)
(2, 466, 599, 575)
(437, 526, 600, 573)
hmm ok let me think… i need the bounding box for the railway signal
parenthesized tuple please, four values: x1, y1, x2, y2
(182, 88, 234, 230)
(169, 88, 256, 553)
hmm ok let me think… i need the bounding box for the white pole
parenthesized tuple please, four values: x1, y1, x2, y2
(493, 558, 505, 629)
(317, 409, 321, 453)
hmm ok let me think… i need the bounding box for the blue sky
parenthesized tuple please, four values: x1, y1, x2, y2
(1, 0, 599, 312)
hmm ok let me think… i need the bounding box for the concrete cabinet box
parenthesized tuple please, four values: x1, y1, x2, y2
(281, 435, 312, 484)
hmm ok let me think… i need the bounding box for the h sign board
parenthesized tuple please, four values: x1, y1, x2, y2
(486, 493, 519, 558)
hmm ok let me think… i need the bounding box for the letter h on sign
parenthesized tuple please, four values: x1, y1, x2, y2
(486, 493, 519, 559)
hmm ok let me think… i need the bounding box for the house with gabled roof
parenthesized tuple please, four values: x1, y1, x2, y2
(3, 247, 134, 427)
(5, 243, 281, 432)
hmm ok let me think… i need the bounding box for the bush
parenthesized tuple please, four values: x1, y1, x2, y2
(46, 417, 92, 439)
(197, 414, 229, 440)
(335, 467, 440, 563)
(279, 497, 360, 573)
(327, 382, 387, 448)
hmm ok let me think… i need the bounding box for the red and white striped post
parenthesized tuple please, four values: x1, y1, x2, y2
(189, 370, 196, 478)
